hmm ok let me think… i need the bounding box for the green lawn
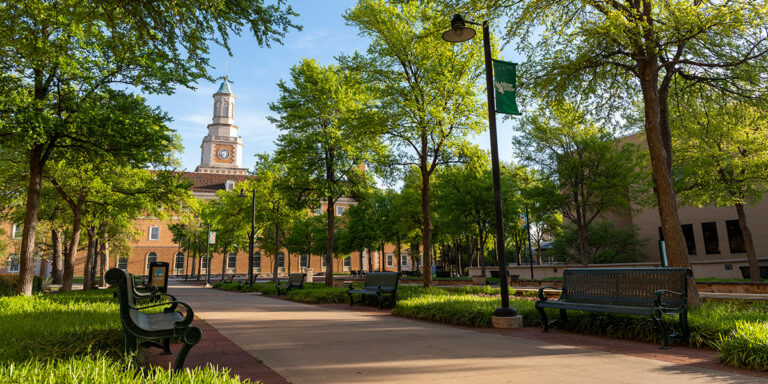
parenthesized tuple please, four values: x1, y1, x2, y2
(0, 290, 259, 383)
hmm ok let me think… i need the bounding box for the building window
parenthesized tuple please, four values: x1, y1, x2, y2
(277, 252, 285, 270)
(118, 257, 128, 270)
(387, 253, 394, 267)
(300, 254, 308, 268)
(11, 224, 21, 238)
(681, 224, 697, 255)
(726, 220, 746, 253)
(253, 252, 261, 272)
(149, 226, 160, 240)
(227, 253, 237, 270)
(701, 222, 720, 255)
(401, 255, 408, 266)
(146, 252, 157, 272)
(175, 253, 185, 272)
(336, 206, 345, 216)
(322, 256, 327, 268)
(314, 207, 322, 216)
(343, 256, 351, 270)
(201, 255, 209, 270)
(7, 254, 19, 273)
(225, 180, 235, 191)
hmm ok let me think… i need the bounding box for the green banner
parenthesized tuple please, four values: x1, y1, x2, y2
(492, 60, 521, 115)
(208, 231, 216, 244)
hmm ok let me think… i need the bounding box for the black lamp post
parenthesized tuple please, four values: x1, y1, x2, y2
(201, 222, 211, 286)
(239, 188, 257, 286)
(443, 14, 517, 317)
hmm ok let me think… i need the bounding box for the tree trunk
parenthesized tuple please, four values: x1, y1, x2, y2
(396, 235, 402, 274)
(51, 228, 63, 284)
(99, 232, 108, 288)
(83, 226, 96, 290)
(420, 166, 433, 287)
(16, 145, 44, 296)
(577, 225, 589, 267)
(736, 204, 760, 282)
(273, 219, 281, 285)
(380, 242, 385, 272)
(359, 248, 365, 273)
(61, 206, 83, 293)
(221, 250, 227, 282)
(90, 234, 99, 288)
(325, 196, 335, 287)
(638, 59, 688, 268)
(478, 228, 486, 277)
(191, 245, 197, 279)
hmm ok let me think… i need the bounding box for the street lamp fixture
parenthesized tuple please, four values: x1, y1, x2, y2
(239, 188, 257, 286)
(443, 14, 518, 318)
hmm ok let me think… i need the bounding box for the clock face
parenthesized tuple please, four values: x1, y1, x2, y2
(217, 148, 230, 160)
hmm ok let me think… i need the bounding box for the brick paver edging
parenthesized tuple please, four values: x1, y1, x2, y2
(145, 318, 290, 384)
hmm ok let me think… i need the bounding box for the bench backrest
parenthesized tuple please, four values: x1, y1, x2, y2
(561, 268, 691, 308)
(288, 273, 305, 285)
(106, 268, 137, 321)
(362, 272, 399, 288)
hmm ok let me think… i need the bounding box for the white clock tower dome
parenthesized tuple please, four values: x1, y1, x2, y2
(195, 78, 249, 175)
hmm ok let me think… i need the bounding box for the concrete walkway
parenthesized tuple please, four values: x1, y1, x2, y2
(170, 284, 765, 384)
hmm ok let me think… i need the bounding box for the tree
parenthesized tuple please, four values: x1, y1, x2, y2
(271, 59, 384, 286)
(673, 93, 768, 282)
(468, 0, 768, 269)
(550, 222, 647, 264)
(345, 0, 487, 287)
(515, 102, 645, 266)
(0, 0, 299, 295)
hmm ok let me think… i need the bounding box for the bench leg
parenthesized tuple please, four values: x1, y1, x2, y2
(125, 332, 139, 354)
(537, 305, 549, 331)
(161, 338, 172, 355)
(559, 309, 568, 325)
(174, 326, 202, 372)
(652, 310, 671, 349)
(348, 292, 355, 306)
(377, 292, 383, 310)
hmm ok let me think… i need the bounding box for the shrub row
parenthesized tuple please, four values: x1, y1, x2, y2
(0, 275, 43, 296)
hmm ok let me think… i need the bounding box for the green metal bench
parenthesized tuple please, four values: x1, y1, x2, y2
(276, 273, 305, 295)
(106, 268, 202, 371)
(348, 272, 399, 309)
(536, 267, 692, 349)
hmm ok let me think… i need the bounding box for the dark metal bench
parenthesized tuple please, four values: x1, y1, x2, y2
(536, 267, 692, 349)
(223, 274, 244, 284)
(106, 268, 202, 371)
(276, 273, 305, 295)
(347, 272, 399, 309)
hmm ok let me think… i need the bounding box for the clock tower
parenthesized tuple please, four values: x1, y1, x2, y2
(195, 78, 248, 175)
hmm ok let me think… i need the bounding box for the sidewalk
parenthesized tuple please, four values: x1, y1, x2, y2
(169, 284, 766, 384)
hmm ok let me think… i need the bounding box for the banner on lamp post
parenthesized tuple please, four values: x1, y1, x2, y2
(492, 59, 521, 116)
(208, 231, 216, 244)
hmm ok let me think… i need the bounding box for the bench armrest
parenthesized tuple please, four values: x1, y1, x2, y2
(653, 289, 685, 308)
(537, 286, 561, 301)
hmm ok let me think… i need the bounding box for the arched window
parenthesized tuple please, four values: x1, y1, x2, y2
(227, 253, 237, 271)
(174, 252, 185, 273)
(118, 257, 128, 270)
(223, 100, 229, 117)
(146, 252, 157, 273)
(214, 100, 221, 116)
(225, 180, 235, 191)
(253, 252, 261, 272)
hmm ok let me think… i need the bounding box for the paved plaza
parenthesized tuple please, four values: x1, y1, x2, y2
(169, 283, 766, 384)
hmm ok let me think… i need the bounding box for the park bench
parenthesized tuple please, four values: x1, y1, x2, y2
(347, 272, 399, 309)
(223, 274, 243, 284)
(106, 268, 202, 371)
(536, 267, 692, 349)
(276, 273, 305, 295)
(128, 273, 175, 305)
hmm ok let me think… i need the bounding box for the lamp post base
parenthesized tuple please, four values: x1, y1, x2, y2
(492, 314, 523, 328)
(493, 307, 519, 317)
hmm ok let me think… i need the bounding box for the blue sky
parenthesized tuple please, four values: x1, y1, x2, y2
(143, 1, 523, 173)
